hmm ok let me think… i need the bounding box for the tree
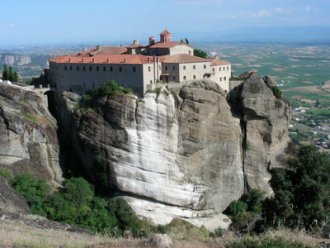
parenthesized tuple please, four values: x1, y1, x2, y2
(8, 66, 13, 81)
(2, 65, 8, 80)
(11, 174, 51, 216)
(12, 71, 18, 82)
(194, 48, 208, 59)
(263, 146, 330, 229)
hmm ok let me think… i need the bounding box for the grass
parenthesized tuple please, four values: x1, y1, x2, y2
(23, 112, 37, 123)
(0, 220, 107, 248)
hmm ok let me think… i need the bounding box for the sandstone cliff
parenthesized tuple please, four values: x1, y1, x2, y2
(0, 55, 31, 67)
(56, 75, 291, 230)
(0, 83, 62, 185)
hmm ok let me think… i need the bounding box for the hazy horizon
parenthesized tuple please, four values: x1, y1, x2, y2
(1, 0, 330, 47)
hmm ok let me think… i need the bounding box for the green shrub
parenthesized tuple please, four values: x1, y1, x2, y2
(78, 80, 132, 109)
(11, 174, 51, 216)
(272, 86, 282, 99)
(225, 200, 248, 216)
(92, 155, 108, 190)
(263, 145, 330, 230)
(241, 189, 264, 213)
(0, 168, 12, 179)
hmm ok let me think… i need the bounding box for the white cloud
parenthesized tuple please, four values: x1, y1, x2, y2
(251, 9, 271, 18)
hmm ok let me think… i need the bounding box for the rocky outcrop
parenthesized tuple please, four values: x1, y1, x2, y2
(56, 76, 291, 229)
(229, 73, 291, 194)
(0, 55, 31, 66)
(0, 83, 62, 185)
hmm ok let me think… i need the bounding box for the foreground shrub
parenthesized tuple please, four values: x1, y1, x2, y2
(263, 146, 330, 230)
(11, 174, 51, 216)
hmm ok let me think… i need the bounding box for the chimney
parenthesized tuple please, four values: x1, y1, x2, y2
(149, 36, 155, 45)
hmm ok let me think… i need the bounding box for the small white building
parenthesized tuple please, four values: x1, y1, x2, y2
(48, 29, 231, 96)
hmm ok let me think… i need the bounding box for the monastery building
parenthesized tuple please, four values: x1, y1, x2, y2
(48, 29, 231, 96)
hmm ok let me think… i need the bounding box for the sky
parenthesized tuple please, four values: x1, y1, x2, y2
(1, 0, 330, 47)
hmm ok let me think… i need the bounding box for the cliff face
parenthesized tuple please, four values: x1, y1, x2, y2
(0, 55, 31, 66)
(57, 75, 291, 229)
(0, 84, 62, 185)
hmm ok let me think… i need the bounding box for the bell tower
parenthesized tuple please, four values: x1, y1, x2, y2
(160, 29, 172, 43)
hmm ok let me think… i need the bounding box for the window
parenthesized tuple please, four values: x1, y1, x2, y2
(227, 66, 229, 70)
(64, 65, 67, 71)
(110, 66, 113, 72)
(148, 66, 151, 72)
(150, 80, 153, 84)
(203, 65, 206, 69)
(90, 66, 92, 71)
(223, 66, 225, 71)
(173, 76, 176, 81)
(219, 67, 222, 71)
(183, 76, 186, 80)
(103, 66, 106, 71)
(212, 68, 215, 72)
(119, 66, 122, 72)
(224, 77, 226, 81)
(77, 66, 79, 71)
(70, 65, 72, 71)
(193, 65, 196, 69)
(96, 66, 99, 71)
(83, 65, 86, 71)
(193, 75, 196, 79)
(172, 66, 175, 70)
(133, 66, 136, 72)
(220, 77, 222, 81)
(183, 66, 186, 70)
(165, 66, 167, 70)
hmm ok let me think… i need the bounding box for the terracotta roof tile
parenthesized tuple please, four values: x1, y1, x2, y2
(149, 41, 188, 49)
(162, 54, 209, 64)
(210, 58, 231, 66)
(50, 54, 155, 65)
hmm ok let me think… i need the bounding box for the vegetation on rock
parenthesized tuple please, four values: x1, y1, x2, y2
(193, 48, 208, 59)
(79, 80, 132, 109)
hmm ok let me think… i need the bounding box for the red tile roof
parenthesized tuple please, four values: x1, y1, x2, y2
(162, 54, 209, 64)
(149, 41, 188, 49)
(210, 58, 231, 66)
(50, 54, 156, 65)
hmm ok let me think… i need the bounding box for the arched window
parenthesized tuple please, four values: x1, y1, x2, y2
(183, 76, 186, 80)
(193, 75, 196, 79)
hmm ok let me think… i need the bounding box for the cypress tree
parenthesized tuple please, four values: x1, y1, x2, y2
(2, 65, 8, 80)
(13, 71, 18, 82)
(8, 66, 13, 81)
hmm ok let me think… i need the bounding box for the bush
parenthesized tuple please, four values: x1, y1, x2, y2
(272, 86, 282, 99)
(225, 200, 247, 216)
(92, 155, 108, 190)
(0, 168, 12, 179)
(263, 145, 330, 230)
(11, 174, 51, 216)
(78, 80, 132, 109)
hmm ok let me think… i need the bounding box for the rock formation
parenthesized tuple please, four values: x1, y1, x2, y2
(56, 75, 291, 229)
(0, 83, 62, 185)
(0, 55, 31, 67)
